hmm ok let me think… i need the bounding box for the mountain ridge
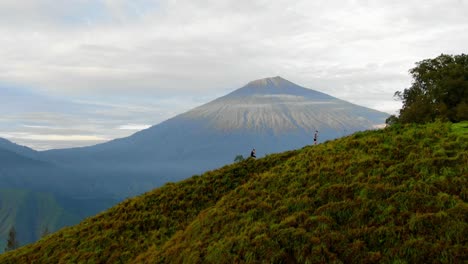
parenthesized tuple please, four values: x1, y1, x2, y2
(225, 76, 334, 99)
(0, 149, 43, 167)
(0, 138, 41, 160)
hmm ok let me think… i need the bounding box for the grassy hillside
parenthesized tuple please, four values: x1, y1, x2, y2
(1, 121, 466, 263)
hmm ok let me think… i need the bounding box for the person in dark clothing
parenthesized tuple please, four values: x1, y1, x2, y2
(314, 130, 318, 145)
(250, 148, 256, 158)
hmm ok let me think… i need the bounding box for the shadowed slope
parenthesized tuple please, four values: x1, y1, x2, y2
(0, 138, 42, 161)
(0, 187, 118, 254)
(0, 148, 49, 168)
(1, 122, 466, 263)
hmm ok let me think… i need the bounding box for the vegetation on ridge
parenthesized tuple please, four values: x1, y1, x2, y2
(388, 53, 468, 124)
(0, 121, 467, 263)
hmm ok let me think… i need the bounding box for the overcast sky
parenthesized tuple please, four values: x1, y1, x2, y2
(1, 0, 467, 150)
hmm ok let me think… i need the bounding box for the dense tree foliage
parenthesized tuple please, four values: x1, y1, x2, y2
(392, 54, 468, 124)
(1, 122, 466, 263)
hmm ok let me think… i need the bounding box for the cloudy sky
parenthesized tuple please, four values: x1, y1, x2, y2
(0, 0, 467, 150)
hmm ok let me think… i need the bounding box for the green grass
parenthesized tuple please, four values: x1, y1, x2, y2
(1, 121, 467, 263)
(451, 121, 468, 135)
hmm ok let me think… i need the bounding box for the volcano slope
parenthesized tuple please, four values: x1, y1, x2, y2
(1, 121, 466, 263)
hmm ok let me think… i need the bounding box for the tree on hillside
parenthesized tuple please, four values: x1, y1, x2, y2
(390, 54, 468, 124)
(4, 226, 19, 251)
(234, 155, 244, 163)
(41, 226, 50, 238)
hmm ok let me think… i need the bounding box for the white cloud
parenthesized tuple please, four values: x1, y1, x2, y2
(0, 133, 109, 150)
(118, 124, 151, 130)
(18, 134, 108, 142)
(1, 0, 466, 96)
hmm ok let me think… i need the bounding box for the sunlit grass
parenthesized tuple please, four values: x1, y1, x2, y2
(452, 121, 468, 135)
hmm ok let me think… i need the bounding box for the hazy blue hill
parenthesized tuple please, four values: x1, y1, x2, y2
(0, 188, 118, 253)
(0, 146, 117, 253)
(0, 138, 42, 161)
(0, 148, 50, 168)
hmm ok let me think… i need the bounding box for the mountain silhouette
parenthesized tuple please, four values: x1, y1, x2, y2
(42, 76, 388, 178)
(0, 137, 41, 160)
(0, 148, 49, 168)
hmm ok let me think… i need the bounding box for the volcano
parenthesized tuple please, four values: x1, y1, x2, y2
(42, 76, 388, 179)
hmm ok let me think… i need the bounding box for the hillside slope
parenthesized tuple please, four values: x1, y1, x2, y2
(0, 190, 78, 252)
(1, 122, 466, 263)
(0, 148, 50, 169)
(0, 189, 117, 253)
(0, 138, 41, 161)
(0, 145, 118, 253)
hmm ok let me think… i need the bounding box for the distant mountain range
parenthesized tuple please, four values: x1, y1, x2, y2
(0, 138, 41, 161)
(0, 148, 48, 169)
(0, 138, 117, 253)
(0, 76, 389, 250)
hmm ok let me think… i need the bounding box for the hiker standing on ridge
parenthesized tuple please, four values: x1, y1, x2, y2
(250, 148, 256, 158)
(314, 130, 318, 145)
